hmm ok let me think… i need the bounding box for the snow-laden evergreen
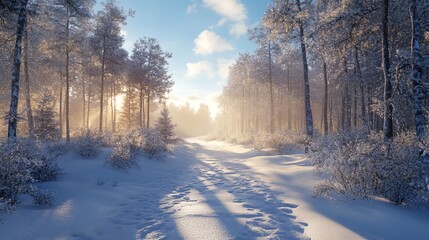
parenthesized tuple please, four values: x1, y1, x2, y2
(155, 107, 176, 144)
(34, 93, 60, 141)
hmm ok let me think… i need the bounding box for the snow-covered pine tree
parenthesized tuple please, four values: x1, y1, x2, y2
(34, 93, 60, 141)
(128, 37, 173, 129)
(90, 0, 127, 133)
(155, 106, 176, 144)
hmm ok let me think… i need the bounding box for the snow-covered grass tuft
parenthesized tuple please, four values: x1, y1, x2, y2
(72, 129, 101, 158)
(310, 130, 429, 205)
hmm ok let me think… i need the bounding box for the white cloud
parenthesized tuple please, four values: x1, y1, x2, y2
(203, 0, 248, 37)
(193, 30, 234, 55)
(203, 0, 247, 22)
(216, 18, 227, 27)
(186, 61, 215, 79)
(186, 3, 198, 13)
(230, 22, 247, 37)
(217, 58, 235, 79)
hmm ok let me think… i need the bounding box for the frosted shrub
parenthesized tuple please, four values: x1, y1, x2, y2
(0, 140, 56, 212)
(100, 130, 121, 147)
(310, 131, 382, 198)
(235, 134, 254, 145)
(252, 131, 305, 153)
(270, 133, 304, 154)
(310, 130, 424, 205)
(376, 133, 421, 204)
(72, 129, 101, 158)
(6, 139, 61, 183)
(124, 129, 145, 152)
(252, 134, 270, 150)
(45, 142, 68, 158)
(31, 154, 62, 182)
(142, 128, 167, 157)
(107, 140, 137, 169)
(32, 190, 54, 206)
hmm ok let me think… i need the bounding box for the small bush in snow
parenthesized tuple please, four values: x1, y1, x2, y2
(100, 130, 120, 147)
(45, 142, 68, 158)
(95, 177, 108, 187)
(142, 128, 167, 157)
(310, 130, 427, 205)
(252, 132, 305, 153)
(72, 129, 101, 158)
(31, 154, 62, 182)
(0, 140, 59, 211)
(31, 190, 54, 206)
(124, 129, 145, 152)
(107, 141, 137, 169)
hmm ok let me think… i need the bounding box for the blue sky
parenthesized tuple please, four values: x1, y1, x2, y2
(106, 0, 269, 116)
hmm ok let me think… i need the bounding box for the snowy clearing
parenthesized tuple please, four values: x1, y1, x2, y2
(1, 139, 429, 240)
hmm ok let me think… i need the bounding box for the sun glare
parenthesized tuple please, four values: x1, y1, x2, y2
(115, 93, 125, 111)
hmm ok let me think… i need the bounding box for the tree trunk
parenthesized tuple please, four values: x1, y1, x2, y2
(256, 85, 259, 133)
(355, 46, 368, 129)
(113, 79, 116, 132)
(241, 85, 245, 135)
(278, 89, 283, 132)
(382, 0, 393, 139)
(7, 0, 29, 143)
(268, 41, 274, 134)
(99, 50, 106, 133)
(248, 84, 251, 132)
(344, 59, 351, 131)
(410, 0, 425, 142)
(82, 76, 86, 128)
(23, 22, 34, 139)
(323, 60, 328, 135)
(110, 79, 114, 132)
(329, 96, 333, 132)
(65, 9, 71, 143)
(60, 72, 63, 136)
(287, 66, 291, 130)
(65, 47, 70, 142)
(87, 78, 91, 129)
(139, 81, 143, 128)
(146, 87, 150, 128)
(296, 0, 314, 151)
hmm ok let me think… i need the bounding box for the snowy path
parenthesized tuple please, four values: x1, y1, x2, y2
(136, 139, 307, 239)
(2, 139, 429, 240)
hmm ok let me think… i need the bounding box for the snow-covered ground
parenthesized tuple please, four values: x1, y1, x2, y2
(1, 139, 429, 239)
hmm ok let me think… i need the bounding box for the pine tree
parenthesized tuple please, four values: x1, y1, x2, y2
(34, 93, 60, 141)
(155, 107, 175, 144)
(90, 0, 127, 133)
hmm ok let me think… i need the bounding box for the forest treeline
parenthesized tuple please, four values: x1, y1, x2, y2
(0, 0, 174, 143)
(212, 0, 429, 205)
(214, 0, 429, 147)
